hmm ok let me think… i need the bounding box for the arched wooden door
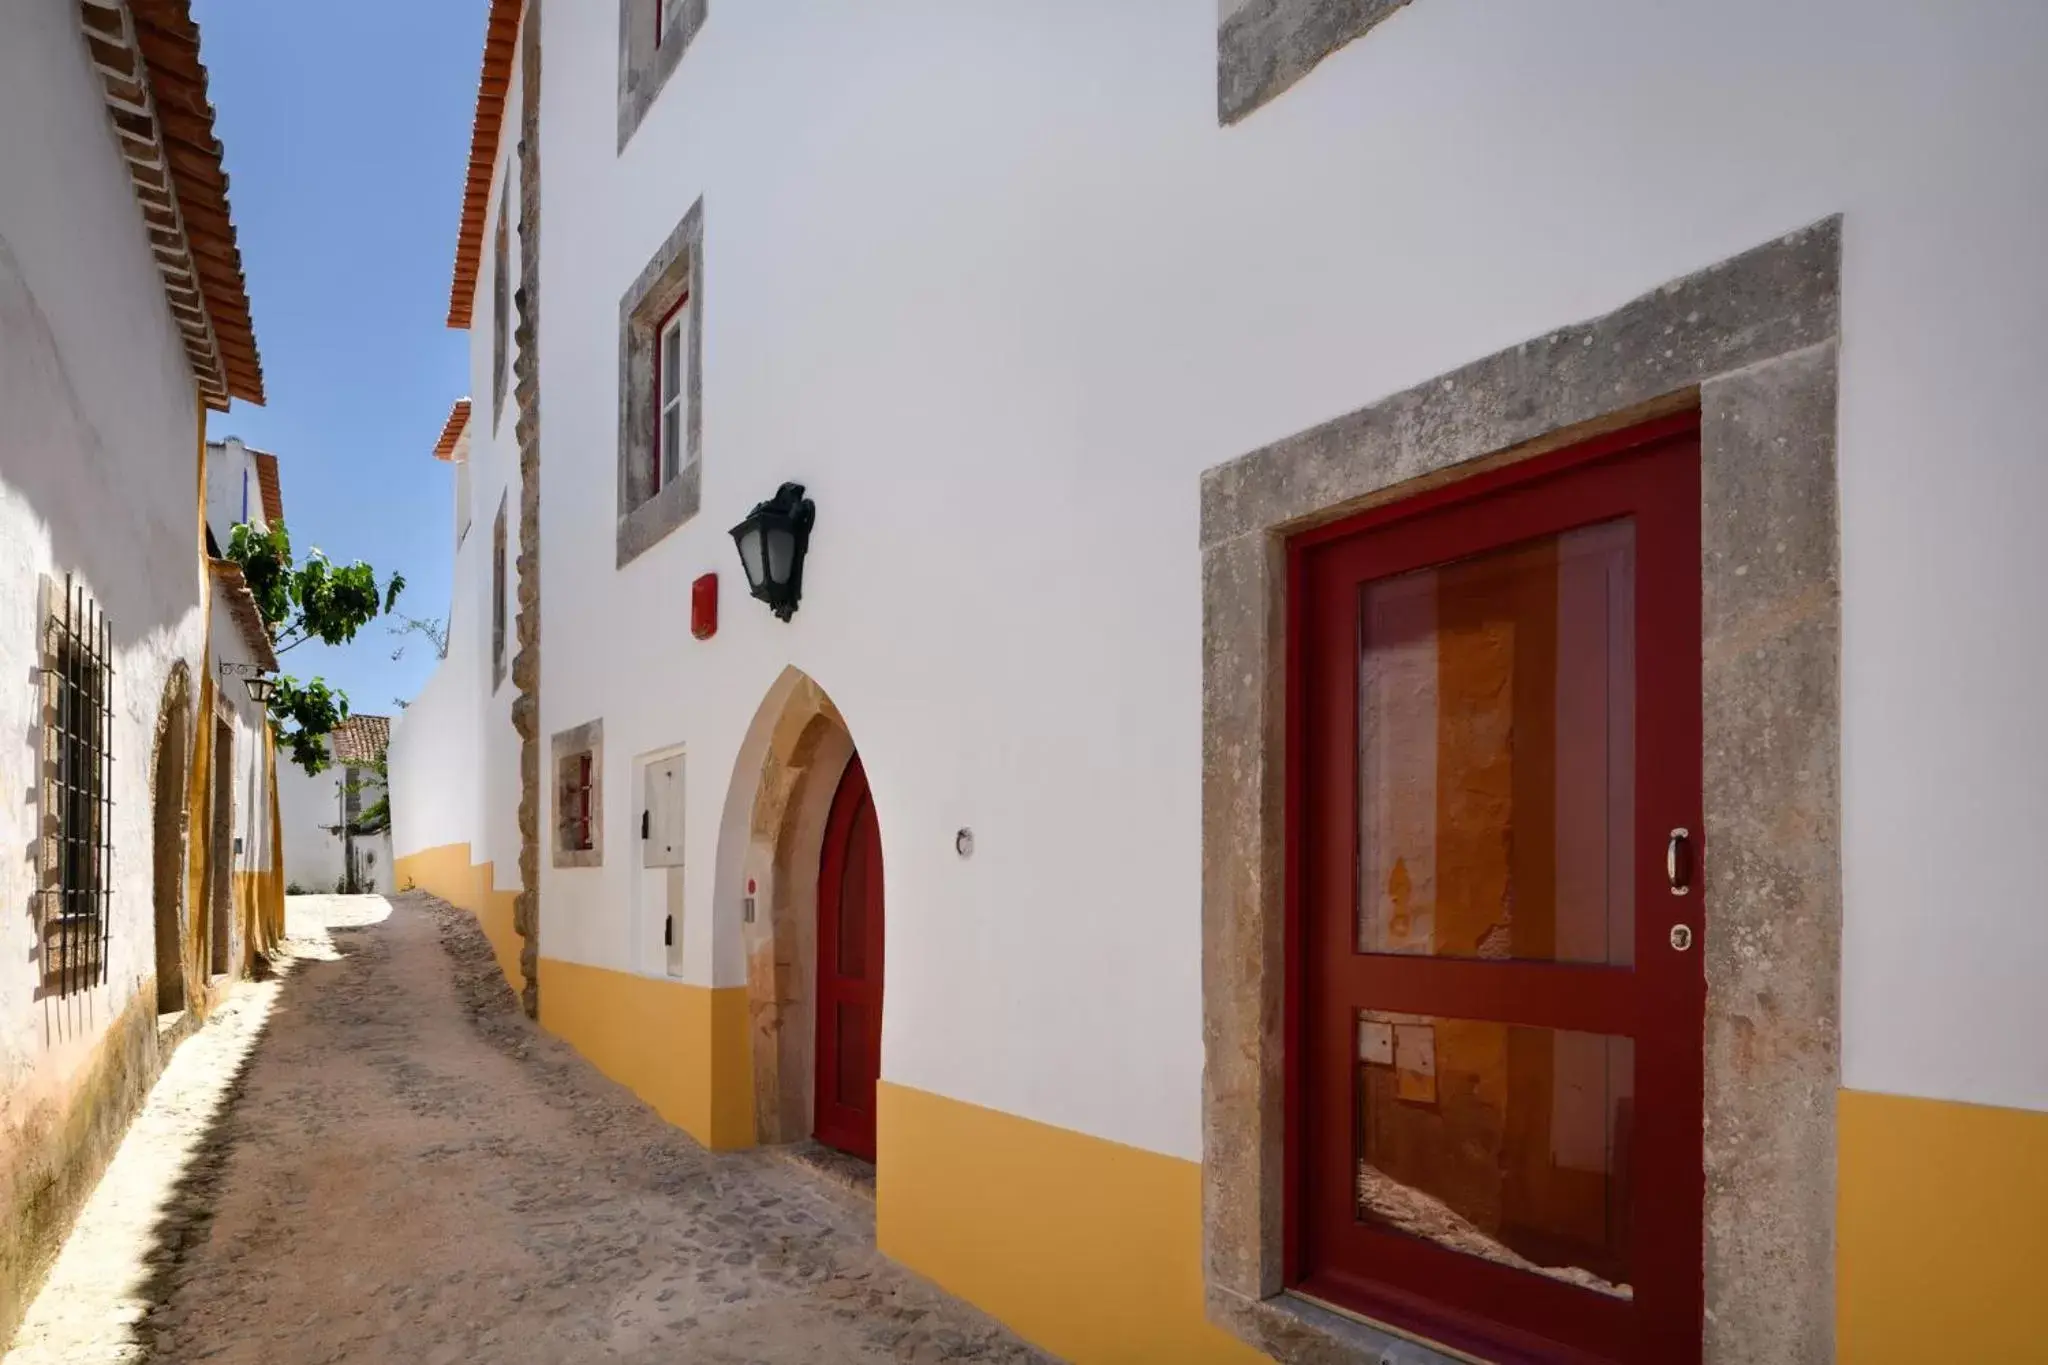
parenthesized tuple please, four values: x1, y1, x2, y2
(151, 696, 189, 1014)
(815, 754, 883, 1160)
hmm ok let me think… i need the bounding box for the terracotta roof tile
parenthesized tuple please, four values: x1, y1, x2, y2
(207, 557, 279, 672)
(329, 713, 391, 766)
(434, 397, 473, 461)
(447, 0, 522, 329)
(250, 448, 283, 523)
(80, 0, 264, 408)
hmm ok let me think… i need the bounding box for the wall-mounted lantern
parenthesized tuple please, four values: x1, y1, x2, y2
(729, 482, 815, 622)
(220, 661, 276, 705)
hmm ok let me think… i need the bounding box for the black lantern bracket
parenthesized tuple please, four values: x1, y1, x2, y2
(729, 482, 816, 622)
(220, 660, 278, 706)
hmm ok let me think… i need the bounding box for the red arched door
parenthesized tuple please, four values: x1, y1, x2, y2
(815, 755, 883, 1160)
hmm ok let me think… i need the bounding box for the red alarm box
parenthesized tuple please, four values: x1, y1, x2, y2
(691, 572, 718, 639)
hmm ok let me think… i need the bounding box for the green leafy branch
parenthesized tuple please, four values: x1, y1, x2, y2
(224, 520, 406, 776)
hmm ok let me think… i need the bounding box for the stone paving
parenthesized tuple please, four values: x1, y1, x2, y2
(6, 894, 1051, 1365)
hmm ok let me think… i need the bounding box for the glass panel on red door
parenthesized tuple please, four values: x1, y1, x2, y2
(1355, 1010, 1635, 1299)
(1356, 522, 1636, 967)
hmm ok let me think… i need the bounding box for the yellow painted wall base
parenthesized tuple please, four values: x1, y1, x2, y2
(536, 957, 754, 1150)
(1839, 1089, 2048, 1363)
(877, 1082, 1270, 1365)
(233, 869, 283, 963)
(395, 844, 521, 995)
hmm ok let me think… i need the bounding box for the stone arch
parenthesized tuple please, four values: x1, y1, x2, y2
(714, 667, 863, 1147)
(148, 660, 192, 1014)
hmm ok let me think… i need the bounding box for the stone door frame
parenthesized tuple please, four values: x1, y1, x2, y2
(722, 667, 860, 1148)
(1199, 219, 1843, 1365)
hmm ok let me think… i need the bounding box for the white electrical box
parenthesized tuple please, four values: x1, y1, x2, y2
(644, 756, 685, 868)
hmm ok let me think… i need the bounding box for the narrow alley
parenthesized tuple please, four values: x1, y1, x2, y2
(5, 897, 1047, 1365)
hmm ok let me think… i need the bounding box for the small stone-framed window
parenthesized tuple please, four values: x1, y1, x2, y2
(492, 492, 509, 692)
(38, 573, 113, 996)
(552, 719, 604, 869)
(618, 0, 708, 151)
(1219, 0, 1414, 125)
(616, 197, 704, 567)
(493, 177, 510, 427)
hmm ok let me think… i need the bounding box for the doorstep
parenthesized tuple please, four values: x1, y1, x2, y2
(774, 1139, 876, 1202)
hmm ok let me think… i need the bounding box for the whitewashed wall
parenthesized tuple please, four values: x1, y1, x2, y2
(390, 18, 528, 893)
(203, 436, 265, 546)
(207, 583, 277, 896)
(0, 0, 208, 1086)
(383, 0, 2048, 1166)
(278, 753, 392, 894)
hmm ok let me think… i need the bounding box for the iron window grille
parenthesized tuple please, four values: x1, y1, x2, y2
(41, 574, 114, 996)
(559, 751, 595, 853)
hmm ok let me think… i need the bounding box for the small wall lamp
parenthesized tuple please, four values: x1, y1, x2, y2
(220, 661, 277, 706)
(729, 482, 815, 622)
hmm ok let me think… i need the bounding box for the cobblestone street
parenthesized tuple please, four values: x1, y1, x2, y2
(6, 895, 1049, 1365)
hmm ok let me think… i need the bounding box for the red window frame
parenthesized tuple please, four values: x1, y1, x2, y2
(652, 292, 690, 495)
(569, 753, 594, 852)
(1284, 414, 1705, 1365)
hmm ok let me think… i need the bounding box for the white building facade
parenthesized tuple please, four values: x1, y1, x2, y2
(0, 0, 272, 1339)
(389, 4, 2048, 1362)
(279, 715, 395, 895)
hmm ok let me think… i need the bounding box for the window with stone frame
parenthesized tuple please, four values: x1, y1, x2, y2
(492, 492, 508, 692)
(40, 574, 113, 996)
(552, 719, 604, 869)
(618, 0, 708, 150)
(492, 178, 510, 426)
(615, 198, 704, 567)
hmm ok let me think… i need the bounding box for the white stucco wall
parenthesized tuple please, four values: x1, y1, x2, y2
(387, 28, 523, 891)
(0, 0, 208, 1090)
(397, 24, 531, 901)
(389, 0, 2048, 1164)
(203, 436, 266, 549)
(278, 754, 392, 895)
(207, 583, 277, 893)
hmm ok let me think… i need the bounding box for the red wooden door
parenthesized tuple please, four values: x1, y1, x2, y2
(1290, 418, 1704, 1365)
(815, 755, 884, 1160)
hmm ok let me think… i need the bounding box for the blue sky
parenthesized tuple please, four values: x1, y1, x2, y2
(195, 0, 481, 719)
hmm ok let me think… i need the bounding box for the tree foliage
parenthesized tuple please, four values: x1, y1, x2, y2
(224, 520, 406, 775)
(267, 675, 349, 777)
(387, 611, 449, 662)
(342, 752, 392, 838)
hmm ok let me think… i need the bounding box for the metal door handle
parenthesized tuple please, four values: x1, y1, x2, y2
(1667, 828, 1693, 896)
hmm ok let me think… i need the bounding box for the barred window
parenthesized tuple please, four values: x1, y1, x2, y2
(550, 718, 604, 869)
(42, 575, 113, 995)
(560, 752, 594, 852)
